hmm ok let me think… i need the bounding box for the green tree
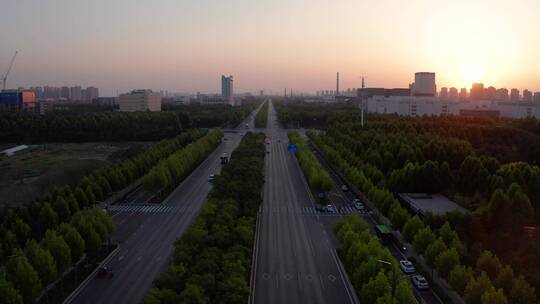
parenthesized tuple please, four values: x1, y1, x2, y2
(464, 272, 493, 304)
(54, 196, 71, 220)
(6, 254, 42, 304)
(494, 265, 514, 295)
(42, 229, 72, 273)
(57, 223, 86, 261)
(425, 238, 447, 267)
(39, 202, 59, 231)
(509, 275, 537, 304)
(481, 287, 508, 304)
(145, 288, 181, 304)
(179, 283, 209, 304)
(388, 203, 411, 231)
(435, 248, 460, 278)
(402, 215, 423, 242)
(360, 271, 391, 304)
(413, 226, 436, 254)
(449, 265, 474, 295)
(74, 187, 89, 208)
(24, 239, 58, 285)
(12, 218, 31, 246)
(438, 222, 458, 247)
(476, 250, 502, 281)
(0, 277, 23, 304)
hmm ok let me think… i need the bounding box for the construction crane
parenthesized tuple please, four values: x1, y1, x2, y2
(2, 51, 18, 90)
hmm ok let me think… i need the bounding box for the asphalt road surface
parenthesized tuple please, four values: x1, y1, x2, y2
(251, 101, 357, 304)
(70, 106, 262, 304)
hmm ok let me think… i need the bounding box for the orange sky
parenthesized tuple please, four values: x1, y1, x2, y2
(1, 0, 539, 95)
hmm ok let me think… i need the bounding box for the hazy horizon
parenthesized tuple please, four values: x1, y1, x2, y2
(1, 0, 539, 96)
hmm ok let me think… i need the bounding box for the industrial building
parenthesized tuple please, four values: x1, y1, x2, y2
(118, 90, 161, 112)
(0, 90, 36, 112)
(411, 72, 436, 96)
(398, 193, 468, 216)
(361, 72, 540, 119)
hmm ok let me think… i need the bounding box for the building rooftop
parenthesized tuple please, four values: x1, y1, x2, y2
(398, 193, 468, 216)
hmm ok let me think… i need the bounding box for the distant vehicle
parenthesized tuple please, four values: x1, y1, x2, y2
(325, 204, 336, 213)
(220, 153, 229, 164)
(353, 201, 365, 211)
(208, 174, 215, 182)
(411, 275, 429, 290)
(315, 205, 325, 213)
(341, 185, 349, 191)
(277, 138, 281, 143)
(375, 224, 392, 243)
(399, 260, 416, 274)
(97, 266, 114, 278)
(245, 123, 249, 129)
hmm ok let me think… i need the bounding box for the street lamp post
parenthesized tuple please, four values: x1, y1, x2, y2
(378, 259, 397, 301)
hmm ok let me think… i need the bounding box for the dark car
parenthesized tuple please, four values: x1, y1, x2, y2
(97, 266, 114, 278)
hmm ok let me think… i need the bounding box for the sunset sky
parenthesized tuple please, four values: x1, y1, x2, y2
(1, 0, 539, 96)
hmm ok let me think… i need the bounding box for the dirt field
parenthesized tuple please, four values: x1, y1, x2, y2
(0, 142, 151, 208)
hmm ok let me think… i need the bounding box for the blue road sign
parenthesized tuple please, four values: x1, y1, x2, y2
(287, 144, 297, 153)
(318, 192, 325, 198)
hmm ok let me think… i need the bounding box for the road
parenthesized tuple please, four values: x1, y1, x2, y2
(69, 106, 262, 304)
(309, 137, 444, 304)
(251, 101, 357, 304)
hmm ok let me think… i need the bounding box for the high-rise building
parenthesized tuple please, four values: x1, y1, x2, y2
(485, 86, 496, 100)
(412, 72, 436, 96)
(459, 88, 468, 100)
(60, 86, 70, 100)
(70, 86, 82, 101)
(534, 92, 540, 103)
(118, 90, 161, 112)
(470, 83, 484, 100)
(440, 87, 448, 98)
(495, 88, 509, 101)
(86, 86, 99, 102)
(510, 88, 520, 102)
(449, 87, 459, 101)
(523, 89, 533, 102)
(221, 75, 234, 105)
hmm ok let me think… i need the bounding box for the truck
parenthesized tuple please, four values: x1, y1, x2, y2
(220, 152, 229, 164)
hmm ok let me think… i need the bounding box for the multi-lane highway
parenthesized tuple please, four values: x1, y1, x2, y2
(69, 107, 261, 304)
(251, 101, 357, 304)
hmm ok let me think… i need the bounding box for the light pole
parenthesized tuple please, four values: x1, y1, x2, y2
(377, 259, 397, 301)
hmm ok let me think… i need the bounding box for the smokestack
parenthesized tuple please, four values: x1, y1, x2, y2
(336, 72, 340, 96)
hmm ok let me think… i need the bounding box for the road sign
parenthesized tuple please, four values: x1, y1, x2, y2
(318, 192, 325, 198)
(287, 144, 297, 153)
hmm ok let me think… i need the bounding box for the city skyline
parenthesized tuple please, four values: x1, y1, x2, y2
(1, 0, 539, 95)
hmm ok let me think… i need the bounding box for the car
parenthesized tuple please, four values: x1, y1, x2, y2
(341, 185, 349, 191)
(315, 205, 325, 213)
(266, 150, 270, 154)
(399, 260, 416, 274)
(97, 266, 114, 278)
(411, 275, 429, 290)
(208, 174, 215, 182)
(353, 201, 365, 211)
(325, 204, 336, 213)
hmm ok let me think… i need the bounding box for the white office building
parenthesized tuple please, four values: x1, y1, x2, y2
(118, 90, 161, 112)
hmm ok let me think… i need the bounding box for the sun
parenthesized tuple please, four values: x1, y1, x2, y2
(462, 64, 484, 84)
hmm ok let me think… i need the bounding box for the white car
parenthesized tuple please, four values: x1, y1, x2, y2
(341, 185, 349, 191)
(411, 275, 429, 290)
(208, 174, 215, 182)
(399, 260, 416, 274)
(325, 204, 336, 213)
